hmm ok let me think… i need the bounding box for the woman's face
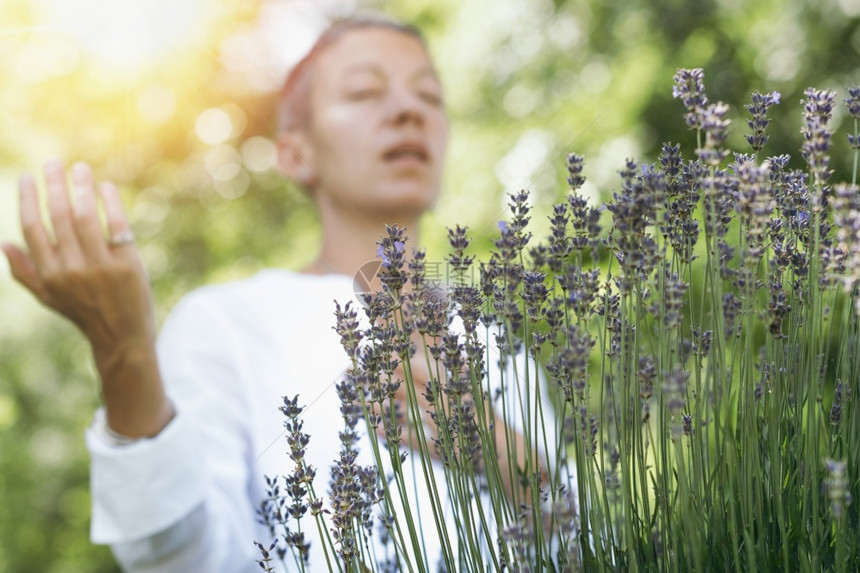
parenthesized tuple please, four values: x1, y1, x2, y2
(297, 27, 449, 219)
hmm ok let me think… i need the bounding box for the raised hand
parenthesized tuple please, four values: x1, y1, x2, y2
(2, 160, 172, 437)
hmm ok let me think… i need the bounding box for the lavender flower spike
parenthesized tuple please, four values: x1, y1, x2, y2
(801, 87, 836, 185)
(846, 87, 860, 150)
(847, 87, 860, 119)
(566, 153, 586, 190)
(697, 102, 731, 166)
(746, 91, 781, 152)
(673, 68, 709, 130)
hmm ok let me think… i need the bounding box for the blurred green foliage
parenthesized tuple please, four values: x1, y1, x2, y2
(0, 0, 858, 570)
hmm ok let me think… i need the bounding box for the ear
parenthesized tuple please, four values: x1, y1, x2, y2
(276, 130, 318, 190)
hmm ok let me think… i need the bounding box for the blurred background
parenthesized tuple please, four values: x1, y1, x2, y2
(0, 0, 858, 570)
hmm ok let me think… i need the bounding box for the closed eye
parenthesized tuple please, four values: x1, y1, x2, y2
(418, 90, 444, 107)
(346, 88, 384, 101)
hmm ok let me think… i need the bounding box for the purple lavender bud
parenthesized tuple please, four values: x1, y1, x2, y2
(801, 87, 836, 184)
(376, 225, 408, 290)
(408, 247, 426, 291)
(733, 159, 775, 266)
(830, 380, 850, 424)
(672, 68, 709, 130)
(447, 225, 470, 251)
(846, 86, 860, 119)
(697, 102, 731, 166)
(494, 195, 532, 263)
(659, 271, 687, 329)
(545, 202, 571, 271)
(447, 225, 475, 276)
(659, 143, 682, 180)
(520, 269, 548, 320)
(566, 152, 586, 190)
(682, 414, 693, 436)
(333, 301, 363, 358)
(745, 91, 781, 152)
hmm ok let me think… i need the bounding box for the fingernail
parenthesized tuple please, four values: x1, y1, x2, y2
(18, 173, 34, 194)
(44, 158, 63, 175)
(71, 162, 89, 183)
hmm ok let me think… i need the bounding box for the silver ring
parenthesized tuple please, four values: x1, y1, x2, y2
(108, 230, 136, 247)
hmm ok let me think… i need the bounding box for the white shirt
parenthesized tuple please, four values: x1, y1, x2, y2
(85, 269, 562, 572)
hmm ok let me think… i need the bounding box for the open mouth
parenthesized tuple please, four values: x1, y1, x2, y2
(382, 144, 429, 163)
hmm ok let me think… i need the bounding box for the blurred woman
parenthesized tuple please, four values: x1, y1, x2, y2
(3, 16, 547, 572)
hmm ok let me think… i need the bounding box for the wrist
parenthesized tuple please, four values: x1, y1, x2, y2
(94, 338, 174, 438)
(91, 408, 145, 446)
(90, 329, 156, 368)
(104, 395, 175, 439)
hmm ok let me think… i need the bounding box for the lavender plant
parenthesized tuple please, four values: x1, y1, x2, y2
(259, 70, 860, 572)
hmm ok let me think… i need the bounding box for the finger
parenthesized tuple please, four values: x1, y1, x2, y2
(98, 181, 132, 241)
(18, 172, 57, 271)
(70, 162, 110, 262)
(2, 242, 48, 302)
(44, 160, 84, 260)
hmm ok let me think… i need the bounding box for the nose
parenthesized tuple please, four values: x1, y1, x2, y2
(385, 86, 425, 127)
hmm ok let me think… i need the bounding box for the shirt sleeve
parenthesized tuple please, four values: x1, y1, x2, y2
(85, 290, 261, 572)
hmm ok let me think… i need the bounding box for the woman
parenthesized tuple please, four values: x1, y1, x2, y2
(3, 16, 549, 572)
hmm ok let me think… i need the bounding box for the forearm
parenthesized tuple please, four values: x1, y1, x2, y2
(95, 340, 174, 438)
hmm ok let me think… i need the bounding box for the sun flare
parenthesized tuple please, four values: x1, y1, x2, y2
(35, 0, 212, 72)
